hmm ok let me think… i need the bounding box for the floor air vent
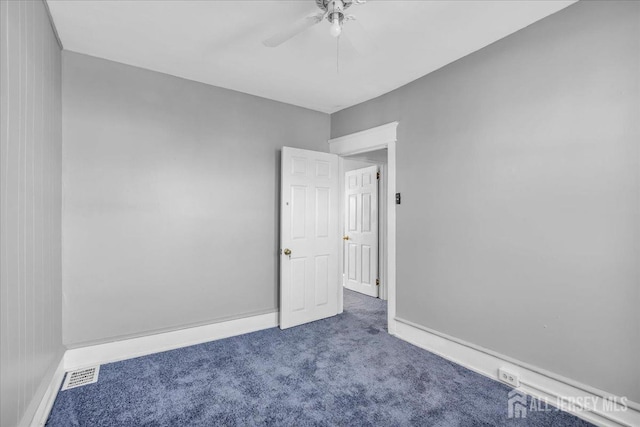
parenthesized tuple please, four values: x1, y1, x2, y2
(61, 366, 100, 391)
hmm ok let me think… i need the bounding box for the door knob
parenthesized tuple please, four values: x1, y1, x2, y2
(283, 248, 292, 255)
(343, 236, 350, 241)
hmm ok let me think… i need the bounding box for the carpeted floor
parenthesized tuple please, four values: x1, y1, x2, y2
(47, 290, 592, 426)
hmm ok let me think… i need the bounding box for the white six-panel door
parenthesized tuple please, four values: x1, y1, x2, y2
(280, 147, 340, 329)
(344, 165, 378, 298)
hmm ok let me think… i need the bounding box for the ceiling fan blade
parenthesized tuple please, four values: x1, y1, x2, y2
(263, 12, 325, 47)
(342, 18, 375, 56)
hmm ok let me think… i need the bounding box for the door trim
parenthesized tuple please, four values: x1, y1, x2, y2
(328, 122, 398, 335)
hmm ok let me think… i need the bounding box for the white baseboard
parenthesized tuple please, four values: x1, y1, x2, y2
(394, 317, 640, 427)
(25, 356, 66, 427)
(64, 311, 279, 370)
(26, 312, 278, 426)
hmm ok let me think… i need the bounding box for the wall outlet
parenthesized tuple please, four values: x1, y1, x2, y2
(498, 368, 520, 387)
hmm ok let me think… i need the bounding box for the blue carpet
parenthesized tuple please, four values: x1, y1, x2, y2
(47, 290, 592, 426)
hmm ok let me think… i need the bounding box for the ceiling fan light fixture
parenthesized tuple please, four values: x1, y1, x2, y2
(263, 0, 365, 47)
(330, 14, 342, 37)
(327, 1, 345, 37)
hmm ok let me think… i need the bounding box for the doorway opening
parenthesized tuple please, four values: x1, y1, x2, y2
(329, 122, 398, 336)
(342, 151, 387, 300)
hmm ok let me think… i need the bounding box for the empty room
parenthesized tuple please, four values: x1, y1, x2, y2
(1, 0, 639, 426)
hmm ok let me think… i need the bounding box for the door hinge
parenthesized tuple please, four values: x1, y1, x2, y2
(376, 278, 380, 286)
(376, 171, 380, 180)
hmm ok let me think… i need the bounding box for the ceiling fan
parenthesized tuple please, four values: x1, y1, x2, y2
(263, 0, 367, 48)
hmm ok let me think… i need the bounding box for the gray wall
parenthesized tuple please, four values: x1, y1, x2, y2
(343, 158, 375, 172)
(62, 52, 330, 346)
(345, 148, 388, 165)
(331, 1, 640, 402)
(0, 1, 64, 426)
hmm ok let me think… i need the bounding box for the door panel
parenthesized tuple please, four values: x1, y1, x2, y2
(362, 245, 372, 284)
(280, 147, 339, 329)
(316, 188, 330, 237)
(315, 255, 329, 305)
(348, 195, 357, 230)
(291, 186, 306, 239)
(290, 258, 306, 312)
(344, 165, 378, 297)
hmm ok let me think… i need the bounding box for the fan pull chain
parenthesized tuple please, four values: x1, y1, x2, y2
(336, 36, 340, 74)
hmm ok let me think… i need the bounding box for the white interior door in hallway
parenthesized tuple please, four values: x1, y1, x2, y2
(280, 147, 340, 329)
(344, 165, 379, 298)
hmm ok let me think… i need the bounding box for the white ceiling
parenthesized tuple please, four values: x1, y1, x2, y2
(47, 0, 576, 114)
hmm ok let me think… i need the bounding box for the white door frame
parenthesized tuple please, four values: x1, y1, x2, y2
(328, 122, 398, 336)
